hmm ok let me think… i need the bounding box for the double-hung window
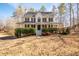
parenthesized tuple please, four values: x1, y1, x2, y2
(49, 18, 53, 22)
(43, 18, 47, 22)
(25, 18, 29, 22)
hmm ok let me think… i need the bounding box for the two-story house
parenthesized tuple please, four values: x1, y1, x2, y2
(9, 5, 64, 35)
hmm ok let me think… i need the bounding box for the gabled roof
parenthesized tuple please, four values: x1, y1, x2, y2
(24, 11, 54, 17)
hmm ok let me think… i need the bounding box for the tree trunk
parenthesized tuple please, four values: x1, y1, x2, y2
(77, 3, 79, 24)
(73, 10, 74, 26)
(70, 3, 72, 28)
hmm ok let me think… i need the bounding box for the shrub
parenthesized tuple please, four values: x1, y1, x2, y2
(42, 28, 49, 33)
(48, 28, 58, 33)
(49, 28, 54, 33)
(42, 28, 49, 36)
(28, 28, 35, 34)
(15, 28, 22, 38)
(49, 28, 58, 33)
(65, 28, 70, 34)
(42, 28, 58, 35)
(22, 28, 29, 36)
(59, 28, 70, 35)
(15, 28, 35, 38)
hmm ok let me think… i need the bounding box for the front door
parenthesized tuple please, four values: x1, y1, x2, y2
(36, 25, 42, 36)
(37, 25, 41, 30)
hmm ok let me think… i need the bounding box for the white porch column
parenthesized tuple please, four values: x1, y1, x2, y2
(35, 17, 37, 35)
(29, 17, 31, 28)
(41, 17, 42, 30)
(47, 17, 49, 22)
(47, 18, 49, 28)
(29, 17, 31, 22)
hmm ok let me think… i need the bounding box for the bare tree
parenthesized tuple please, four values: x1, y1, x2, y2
(69, 3, 72, 28)
(71, 4, 75, 27)
(0, 19, 4, 31)
(58, 3, 66, 27)
(77, 3, 79, 25)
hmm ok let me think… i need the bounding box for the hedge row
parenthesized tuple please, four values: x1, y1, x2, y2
(42, 28, 58, 33)
(15, 28, 35, 38)
(42, 28, 70, 35)
(15, 28, 70, 38)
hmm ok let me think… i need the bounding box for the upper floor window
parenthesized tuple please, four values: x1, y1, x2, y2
(25, 18, 29, 22)
(42, 18, 47, 22)
(31, 18, 36, 23)
(38, 18, 41, 22)
(49, 18, 53, 22)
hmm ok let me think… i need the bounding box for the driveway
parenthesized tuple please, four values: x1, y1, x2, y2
(0, 32, 16, 40)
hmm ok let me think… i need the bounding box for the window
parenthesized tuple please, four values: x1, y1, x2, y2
(42, 18, 47, 22)
(25, 24, 27, 28)
(34, 18, 36, 22)
(51, 25, 53, 28)
(31, 25, 35, 28)
(38, 18, 41, 22)
(31, 18, 36, 23)
(42, 25, 44, 28)
(25, 18, 27, 21)
(28, 25, 29, 27)
(45, 25, 47, 28)
(42, 25, 46, 28)
(31, 25, 33, 28)
(31, 18, 33, 22)
(54, 25, 57, 28)
(25, 18, 29, 22)
(49, 25, 50, 28)
(49, 18, 53, 22)
(34, 25, 35, 28)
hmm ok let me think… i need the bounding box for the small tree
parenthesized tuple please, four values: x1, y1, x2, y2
(40, 5, 46, 12)
(30, 8, 35, 12)
(15, 28, 22, 38)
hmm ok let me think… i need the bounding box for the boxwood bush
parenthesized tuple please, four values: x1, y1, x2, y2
(15, 28, 35, 38)
(15, 28, 22, 38)
(42, 28, 58, 36)
(49, 28, 54, 33)
(15, 27, 70, 37)
(28, 28, 35, 34)
(42, 28, 70, 35)
(42, 28, 49, 33)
